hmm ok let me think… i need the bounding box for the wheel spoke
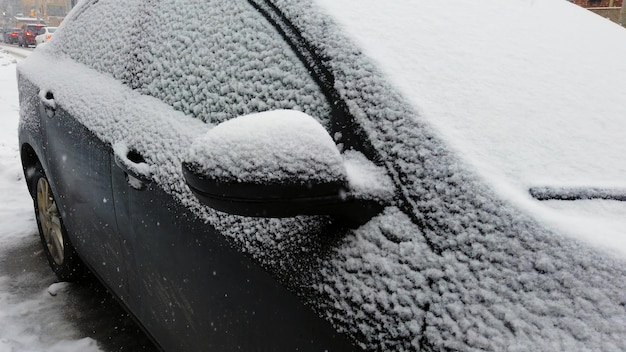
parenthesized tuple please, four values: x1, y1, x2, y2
(49, 217, 64, 264)
(47, 203, 56, 215)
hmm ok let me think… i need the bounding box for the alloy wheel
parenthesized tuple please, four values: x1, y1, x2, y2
(36, 178, 65, 265)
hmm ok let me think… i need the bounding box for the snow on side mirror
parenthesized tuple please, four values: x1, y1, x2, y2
(182, 110, 391, 225)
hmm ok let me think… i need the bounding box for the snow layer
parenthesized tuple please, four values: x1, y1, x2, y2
(343, 150, 395, 201)
(13, 0, 626, 351)
(313, 0, 626, 255)
(186, 110, 346, 184)
(276, 0, 626, 350)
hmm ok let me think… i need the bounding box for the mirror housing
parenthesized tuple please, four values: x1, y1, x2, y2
(182, 110, 386, 224)
(181, 164, 349, 217)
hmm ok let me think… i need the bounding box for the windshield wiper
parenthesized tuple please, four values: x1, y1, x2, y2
(529, 187, 626, 201)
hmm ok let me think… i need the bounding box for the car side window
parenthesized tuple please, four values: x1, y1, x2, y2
(138, 0, 332, 126)
(48, 0, 332, 127)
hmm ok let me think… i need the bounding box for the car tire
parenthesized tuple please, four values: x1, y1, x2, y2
(31, 165, 86, 281)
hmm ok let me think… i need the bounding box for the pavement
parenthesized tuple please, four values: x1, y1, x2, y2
(0, 232, 159, 352)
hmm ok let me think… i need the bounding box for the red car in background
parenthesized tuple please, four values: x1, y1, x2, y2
(18, 24, 45, 47)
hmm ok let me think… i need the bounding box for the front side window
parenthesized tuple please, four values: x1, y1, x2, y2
(55, 0, 330, 125)
(50, 0, 331, 128)
(138, 0, 331, 126)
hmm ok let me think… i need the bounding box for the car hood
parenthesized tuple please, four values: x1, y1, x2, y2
(313, 0, 626, 256)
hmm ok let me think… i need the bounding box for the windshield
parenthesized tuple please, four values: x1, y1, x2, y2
(313, 0, 626, 255)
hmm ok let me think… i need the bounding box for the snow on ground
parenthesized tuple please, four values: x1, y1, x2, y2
(0, 47, 102, 352)
(0, 49, 32, 248)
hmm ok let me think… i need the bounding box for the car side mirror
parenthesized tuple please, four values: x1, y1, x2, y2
(182, 110, 390, 226)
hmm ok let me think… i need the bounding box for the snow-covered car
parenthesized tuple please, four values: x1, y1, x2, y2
(35, 26, 57, 46)
(16, 0, 626, 351)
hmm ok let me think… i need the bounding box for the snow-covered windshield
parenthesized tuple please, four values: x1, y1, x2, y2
(313, 0, 626, 255)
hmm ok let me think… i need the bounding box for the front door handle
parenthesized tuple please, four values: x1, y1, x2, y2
(40, 90, 56, 118)
(113, 146, 152, 191)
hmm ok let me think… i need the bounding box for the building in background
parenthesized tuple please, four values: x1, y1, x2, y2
(2, 0, 75, 28)
(571, 0, 623, 7)
(18, 0, 72, 26)
(1, 0, 20, 27)
(570, 0, 626, 25)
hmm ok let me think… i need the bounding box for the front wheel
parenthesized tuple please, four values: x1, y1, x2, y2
(31, 166, 85, 281)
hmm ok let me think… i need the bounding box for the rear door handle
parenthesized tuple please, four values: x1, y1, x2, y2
(113, 147, 152, 190)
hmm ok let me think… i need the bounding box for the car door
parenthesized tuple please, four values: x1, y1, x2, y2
(106, 0, 360, 351)
(29, 0, 155, 304)
(38, 90, 129, 301)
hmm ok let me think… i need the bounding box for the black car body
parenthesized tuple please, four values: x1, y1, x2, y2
(18, 24, 45, 47)
(16, 0, 626, 351)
